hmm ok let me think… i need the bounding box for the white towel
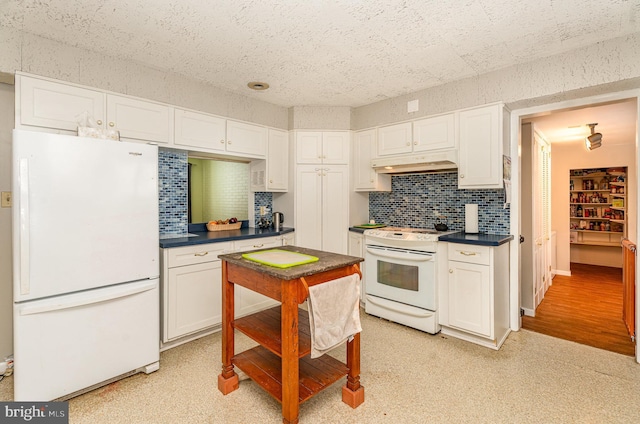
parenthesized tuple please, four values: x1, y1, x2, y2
(307, 274, 362, 359)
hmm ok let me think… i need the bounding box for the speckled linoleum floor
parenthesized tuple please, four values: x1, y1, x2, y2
(2, 309, 640, 423)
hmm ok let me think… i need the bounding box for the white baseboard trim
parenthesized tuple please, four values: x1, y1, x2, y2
(554, 269, 571, 276)
(522, 307, 535, 317)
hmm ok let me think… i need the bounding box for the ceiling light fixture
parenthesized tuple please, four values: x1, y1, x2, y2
(585, 123, 602, 150)
(247, 81, 269, 91)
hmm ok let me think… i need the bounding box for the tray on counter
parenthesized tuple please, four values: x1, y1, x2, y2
(353, 223, 386, 229)
(242, 249, 319, 268)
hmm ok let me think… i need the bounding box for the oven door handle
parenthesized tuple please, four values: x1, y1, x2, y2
(366, 247, 433, 262)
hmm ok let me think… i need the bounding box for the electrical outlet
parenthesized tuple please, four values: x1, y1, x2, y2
(1, 191, 11, 208)
(433, 210, 439, 217)
(259, 206, 266, 216)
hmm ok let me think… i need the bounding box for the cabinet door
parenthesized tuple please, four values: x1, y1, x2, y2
(106, 94, 171, 144)
(353, 129, 390, 191)
(322, 132, 350, 164)
(296, 132, 323, 164)
(413, 113, 455, 152)
(282, 232, 295, 246)
(458, 105, 502, 188)
(19, 76, 105, 132)
(377, 122, 412, 156)
(233, 237, 280, 317)
(447, 260, 492, 337)
(226, 120, 267, 158)
(348, 232, 365, 301)
(166, 261, 221, 341)
(322, 165, 349, 254)
(174, 108, 226, 152)
(295, 166, 323, 250)
(266, 128, 289, 191)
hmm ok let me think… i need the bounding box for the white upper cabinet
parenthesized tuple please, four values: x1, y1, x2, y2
(266, 128, 289, 191)
(17, 74, 171, 144)
(353, 129, 390, 192)
(377, 114, 455, 157)
(413, 113, 455, 151)
(106, 94, 172, 144)
(18, 75, 105, 132)
(226, 120, 267, 158)
(457, 104, 505, 189)
(377, 122, 412, 156)
(174, 109, 266, 158)
(295, 131, 349, 164)
(174, 108, 226, 151)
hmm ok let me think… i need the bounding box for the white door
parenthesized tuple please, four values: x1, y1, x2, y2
(18, 76, 105, 132)
(377, 122, 412, 156)
(322, 132, 350, 164)
(226, 120, 267, 158)
(532, 132, 546, 308)
(448, 261, 492, 337)
(322, 165, 349, 254)
(295, 166, 323, 250)
(266, 128, 289, 191)
(353, 129, 377, 190)
(174, 109, 226, 152)
(458, 105, 501, 188)
(13, 131, 159, 301)
(413, 113, 455, 152)
(106, 94, 171, 144)
(296, 131, 323, 164)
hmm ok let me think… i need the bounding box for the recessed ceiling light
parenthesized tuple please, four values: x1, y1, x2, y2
(248, 82, 269, 91)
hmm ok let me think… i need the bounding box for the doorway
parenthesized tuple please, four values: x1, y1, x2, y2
(512, 93, 639, 359)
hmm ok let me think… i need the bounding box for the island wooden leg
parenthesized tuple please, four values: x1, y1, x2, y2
(281, 282, 300, 424)
(342, 332, 365, 408)
(218, 260, 239, 394)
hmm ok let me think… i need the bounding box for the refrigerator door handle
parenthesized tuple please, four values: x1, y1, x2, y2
(18, 280, 157, 316)
(18, 158, 30, 296)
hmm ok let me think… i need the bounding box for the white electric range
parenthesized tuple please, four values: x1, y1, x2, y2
(363, 227, 456, 333)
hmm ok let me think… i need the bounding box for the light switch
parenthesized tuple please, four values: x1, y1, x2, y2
(407, 99, 419, 113)
(1, 192, 11, 208)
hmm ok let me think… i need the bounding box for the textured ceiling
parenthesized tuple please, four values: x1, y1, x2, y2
(2, 0, 640, 107)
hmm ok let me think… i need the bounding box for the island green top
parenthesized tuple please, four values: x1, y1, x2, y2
(218, 245, 363, 280)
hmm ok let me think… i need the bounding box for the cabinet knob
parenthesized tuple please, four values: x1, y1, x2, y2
(460, 174, 465, 179)
(406, 142, 411, 146)
(96, 120, 103, 126)
(449, 269, 453, 273)
(220, 139, 225, 144)
(109, 122, 115, 127)
(413, 141, 418, 145)
(370, 179, 374, 183)
(269, 179, 273, 183)
(228, 140, 232, 144)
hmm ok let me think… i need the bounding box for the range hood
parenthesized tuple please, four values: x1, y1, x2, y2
(372, 149, 458, 174)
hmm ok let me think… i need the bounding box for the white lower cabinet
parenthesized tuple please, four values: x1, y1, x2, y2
(347, 231, 366, 303)
(439, 242, 510, 350)
(233, 237, 281, 318)
(161, 242, 232, 349)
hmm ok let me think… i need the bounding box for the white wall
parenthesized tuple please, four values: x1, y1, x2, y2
(551, 141, 636, 273)
(0, 29, 288, 130)
(352, 32, 640, 129)
(288, 106, 352, 130)
(0, 83, 14, 358)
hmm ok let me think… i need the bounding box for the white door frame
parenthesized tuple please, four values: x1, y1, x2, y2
(509, 89, 640, 364)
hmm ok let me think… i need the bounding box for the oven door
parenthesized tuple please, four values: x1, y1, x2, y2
(365, 245, 436, 311)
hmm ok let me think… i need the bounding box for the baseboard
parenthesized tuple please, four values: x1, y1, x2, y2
(554, 269, 571, 276)
(522, 307, 535, 317)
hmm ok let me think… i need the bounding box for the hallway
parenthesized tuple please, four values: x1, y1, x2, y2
(522, 263, 635, 356)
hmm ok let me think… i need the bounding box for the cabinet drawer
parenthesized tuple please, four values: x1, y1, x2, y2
(234, 237, 281, 252)
(447, 244, 491, 265)
(166, 242, 233, 268)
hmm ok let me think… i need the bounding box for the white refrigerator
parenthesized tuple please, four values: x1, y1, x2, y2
(12, 129, 160, 401)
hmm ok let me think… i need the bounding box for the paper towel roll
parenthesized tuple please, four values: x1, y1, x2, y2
(465, 204, 479, 234)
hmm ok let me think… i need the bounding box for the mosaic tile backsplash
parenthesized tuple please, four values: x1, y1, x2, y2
(369, 172, 510, 234)
(158, 149, 188, 235)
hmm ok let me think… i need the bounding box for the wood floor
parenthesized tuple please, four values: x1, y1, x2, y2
(522, 263, 636, 356)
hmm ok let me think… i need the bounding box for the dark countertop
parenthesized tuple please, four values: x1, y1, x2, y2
(218, 245, 363, 280)
(159, 226, 295, 249)
(438, 232, 514, 246)
(348, 227, 366, 234)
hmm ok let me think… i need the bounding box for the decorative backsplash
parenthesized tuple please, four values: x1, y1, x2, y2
(158, 149, 188, 235)
(158, 149, 275, 235)
(369, 172, 510, 234)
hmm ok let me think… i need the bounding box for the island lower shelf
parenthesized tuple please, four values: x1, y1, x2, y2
(233, 345, 348, 404)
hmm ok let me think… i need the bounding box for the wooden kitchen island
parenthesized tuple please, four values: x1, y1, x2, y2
(217, 246, 365, 424)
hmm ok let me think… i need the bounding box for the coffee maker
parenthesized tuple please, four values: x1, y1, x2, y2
(272, 212, 284, 230)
